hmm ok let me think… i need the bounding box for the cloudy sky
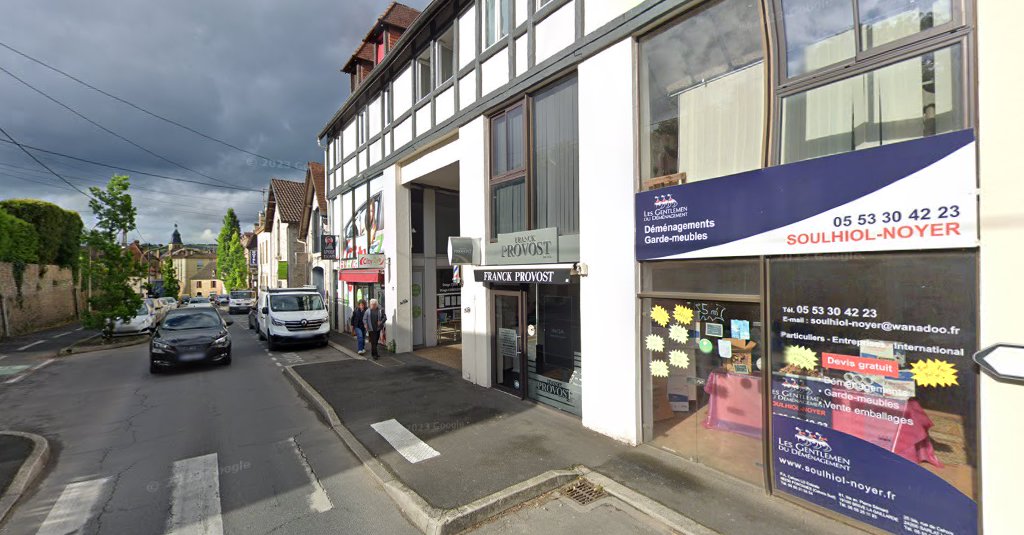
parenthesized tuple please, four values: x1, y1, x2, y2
(0, 0, 429, 243)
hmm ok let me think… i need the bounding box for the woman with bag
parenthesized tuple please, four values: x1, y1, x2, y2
(350, 299, 367, 355)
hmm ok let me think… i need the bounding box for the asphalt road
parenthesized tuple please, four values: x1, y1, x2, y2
(0, 313, 418, 535)
(0, 323, 95, 385)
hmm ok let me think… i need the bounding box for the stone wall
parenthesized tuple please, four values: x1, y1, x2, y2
(0, 262, 80, 338)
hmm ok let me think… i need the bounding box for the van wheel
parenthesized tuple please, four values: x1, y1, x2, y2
(258, 328, 266, 341)
(267, 337, 277, 351)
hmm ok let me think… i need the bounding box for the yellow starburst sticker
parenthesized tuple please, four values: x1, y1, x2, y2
(673, 305, 694, 326)
(669, 350, 690, 369)
(651, 305, 670, 327)
(911, 359, 958, 387)
(651, 360, 670, 378)
(668, 324, 689, 345)
(645, 334, 665, 353)
(784, 345, 818, 370)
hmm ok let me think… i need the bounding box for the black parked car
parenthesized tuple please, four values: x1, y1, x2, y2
(150, 308, 232, 374)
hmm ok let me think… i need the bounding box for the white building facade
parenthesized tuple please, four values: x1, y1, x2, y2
(319, 1, 1019, 533)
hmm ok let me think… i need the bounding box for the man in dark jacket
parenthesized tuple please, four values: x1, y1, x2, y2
(362, 298, 387, 359)
(350, 300, 367, 354)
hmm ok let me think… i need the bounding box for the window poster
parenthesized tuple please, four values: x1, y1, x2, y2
(768, 251, 978, 534)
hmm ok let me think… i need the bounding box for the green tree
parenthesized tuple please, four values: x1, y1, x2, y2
(222, 230, 249, 290)
(88, 175, 137, 246)
(161, 257, 180, 298)
(216, 208, 241, 278)
(81, 176, 145, 339)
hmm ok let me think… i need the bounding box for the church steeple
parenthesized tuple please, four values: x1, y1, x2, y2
(170, 223, 183, 248)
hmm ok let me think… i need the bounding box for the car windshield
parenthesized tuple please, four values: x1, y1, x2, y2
(191, 297, 209, 303)
(231, 291, 254, 299)
(135, 305, 149, 316)
(270, 294, 324, 312)
(161, 311, 221, 330)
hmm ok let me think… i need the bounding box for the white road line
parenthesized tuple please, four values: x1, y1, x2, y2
(16, 340, 44, 351)
(370, 419, 440, 464)
(50, 331, 72, 339)
(167, 453, 224, 535)
(5, 358, 54, 384)
(36, 477, 110, 535)
(0, 355, 7, 361)
(288, 438, 333, 513)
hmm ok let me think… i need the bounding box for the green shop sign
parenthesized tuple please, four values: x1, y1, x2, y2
(277, 261, 288, 280)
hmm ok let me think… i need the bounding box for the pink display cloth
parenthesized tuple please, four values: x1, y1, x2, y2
(702, 370, 763, 439)
(829, 387, 942, 467)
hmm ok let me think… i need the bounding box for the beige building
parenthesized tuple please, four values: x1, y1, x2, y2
(166, 224, 219, 298)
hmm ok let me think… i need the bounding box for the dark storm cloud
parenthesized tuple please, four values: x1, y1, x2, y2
(0, 0, 429, 243)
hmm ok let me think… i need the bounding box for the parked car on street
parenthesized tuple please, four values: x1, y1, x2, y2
(248, 304, 258, 330)
(256, 287, 329, 349)
(187, 296, 213, 308)
(217, 294, 230, 306)
(112, 303, 155, 335)
(145, 298, 167, 322)
(179, 295, 191, 305)
(159, 297, 178, 311)
(149, 307, 232, 373)
(228, 290, 256, 314)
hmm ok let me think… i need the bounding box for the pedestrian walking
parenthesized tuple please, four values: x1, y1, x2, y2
(351, 299, 367, 355)
(362, 298, 387, 359)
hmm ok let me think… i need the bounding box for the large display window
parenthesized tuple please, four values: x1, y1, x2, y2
(767, 251, 977, 533)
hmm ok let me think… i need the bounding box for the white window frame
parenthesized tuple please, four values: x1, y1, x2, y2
(483, 0, 510, 50)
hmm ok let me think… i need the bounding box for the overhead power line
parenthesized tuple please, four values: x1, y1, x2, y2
(0, 64, 247, 189)
(0, 138, 262, 192)
(0, 40, 306, 171)
(0, 122, 93, 199)
(0, 161, 264, 205)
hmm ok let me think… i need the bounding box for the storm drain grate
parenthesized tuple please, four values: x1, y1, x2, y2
(561, 478, 607, 506)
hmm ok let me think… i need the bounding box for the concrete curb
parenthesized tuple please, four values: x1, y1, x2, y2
(582, 469, 718, 535)
(282, 365, 709, 534)
(58, 333, 148, 356)
(0, 431, 50, 527)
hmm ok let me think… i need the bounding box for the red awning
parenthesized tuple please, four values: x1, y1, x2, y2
(340, 269, 383, 283)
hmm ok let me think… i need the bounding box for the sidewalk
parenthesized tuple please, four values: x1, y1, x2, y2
(0, 435, 31, 497)
(328, 329, 395, 358)
(292, 350, 866, 534)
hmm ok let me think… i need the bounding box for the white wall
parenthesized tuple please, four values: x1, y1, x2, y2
(383, 164, 411, 353)
(458, 116, 490, 386)
(459, 71, 477, 110)
(535, 1, 576, 65)
(436, 86, 456, 125)
(583, 0, 642, 35)
(415, 104, 432, 137)
(394, 66, 413, 118)
(481, 46, 510, 97)
(977, 1, 1024, 532)
(577, 38, 639, 445)
(394, 117, 413, 150)
(368, 95, 382, 138)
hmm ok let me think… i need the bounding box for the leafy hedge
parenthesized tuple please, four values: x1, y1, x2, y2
(0, 206, 38, 264)
(0, 199, 83, 271)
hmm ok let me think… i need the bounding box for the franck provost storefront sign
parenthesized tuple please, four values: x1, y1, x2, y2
(635, 130, 977, 260)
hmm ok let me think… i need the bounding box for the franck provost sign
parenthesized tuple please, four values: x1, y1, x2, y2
(635, 130, 977, 260)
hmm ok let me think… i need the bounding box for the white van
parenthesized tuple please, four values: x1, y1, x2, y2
(228, 289, 256, 314)
(257, 287, 329, 349)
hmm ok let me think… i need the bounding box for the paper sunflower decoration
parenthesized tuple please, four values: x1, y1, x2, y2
(650, 305, 670, 327)
(651, 360, 670, 378)
(668, 324, 689, 345)
(669, 350, 690, 369)
(645, 334, 665, 352)
(673, 305, 694, 326)
(910, 359, 958, 387)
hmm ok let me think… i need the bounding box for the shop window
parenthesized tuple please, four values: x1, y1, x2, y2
(484, 0, 510, 49)
(643, 258, 760, 296)
(416, 48, 432, 102)
(532, 76, 579, 234)
(638, 0, 765, 190)
(527, 282, 582, 416)
(436, 27, 455, 85)
(780, 0, 958, 78)
(781, 45, 964, 164)
(488, 75, 579, 238)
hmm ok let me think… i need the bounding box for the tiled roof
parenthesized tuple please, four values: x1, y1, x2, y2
(342, 2, 420, 73)
(240, 231, 256, 249)
(270, 178, 306, 224)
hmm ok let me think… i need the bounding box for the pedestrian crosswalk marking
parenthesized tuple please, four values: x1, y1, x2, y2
(288, 437, 333, 514)
(167, 453, 224, 535)
(370, 419, 440, 464)
(36, 477, 110, 535)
